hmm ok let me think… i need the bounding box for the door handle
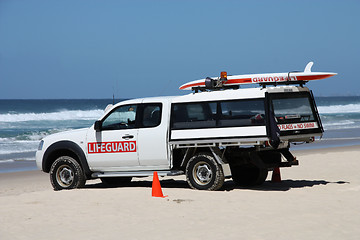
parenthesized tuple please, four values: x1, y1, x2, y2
(122, 134, 134, 139)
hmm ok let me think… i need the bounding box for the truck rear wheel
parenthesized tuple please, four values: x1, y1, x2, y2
(186, 153, 224, 191)
(231, 164, 268, 186)
(50, 156, 86, 191)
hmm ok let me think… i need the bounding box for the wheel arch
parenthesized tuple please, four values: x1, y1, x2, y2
(177, 147, 213, 169)
(42, 141, 92, 179)
(177, 146, 230, 171)
(185, 151, 225, 190)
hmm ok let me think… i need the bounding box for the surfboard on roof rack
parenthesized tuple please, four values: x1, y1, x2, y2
(179, 62, 337, 91)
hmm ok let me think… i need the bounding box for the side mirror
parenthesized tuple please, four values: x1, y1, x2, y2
(94, 120, 102, 131)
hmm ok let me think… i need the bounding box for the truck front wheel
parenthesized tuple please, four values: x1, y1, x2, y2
(50, 156, 86, 191)
(186, 153, 224, 191)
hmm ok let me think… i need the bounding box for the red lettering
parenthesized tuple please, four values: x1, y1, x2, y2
(101, 143, 105, 152)
(130, 142, 136, 151)
(278, 122, 317, 131)
(106, 143, 111, 152)
(88, 141, 137, 154)
(278, 124, 295, 130)
(118, 143, 123, 151)
(123, 142, 129, 151)
(112, 142, 117, 151)
(252, 75, 291, 83)
(88, 143, 94, 153)
(304, 122, 315, 128)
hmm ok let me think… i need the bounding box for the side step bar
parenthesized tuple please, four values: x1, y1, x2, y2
(92, 170, 184, 178)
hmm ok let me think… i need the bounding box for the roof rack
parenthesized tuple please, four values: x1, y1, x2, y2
(191, 85, 239, 93)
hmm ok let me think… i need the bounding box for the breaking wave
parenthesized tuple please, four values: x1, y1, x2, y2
(318, 103, 360, 114)
(0, 109, 104, 122)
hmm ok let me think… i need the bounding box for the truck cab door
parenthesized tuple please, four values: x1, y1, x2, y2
(86, 104, 140, 171)
(137, 101, 170, 170)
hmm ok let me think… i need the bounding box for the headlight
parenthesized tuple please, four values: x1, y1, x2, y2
(38, 140, 44, 151)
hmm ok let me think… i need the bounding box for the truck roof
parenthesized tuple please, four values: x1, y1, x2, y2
(114, 85, 310, 107)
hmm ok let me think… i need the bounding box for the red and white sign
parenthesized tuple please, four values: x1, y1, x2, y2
(88, 141, 136, 154)
(278, 122, 318, 131)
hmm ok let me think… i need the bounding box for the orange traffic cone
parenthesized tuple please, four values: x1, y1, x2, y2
(152, 171, 167, 198)
(271, 167, 281, 182)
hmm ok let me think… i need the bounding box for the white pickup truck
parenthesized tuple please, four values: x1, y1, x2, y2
(36, 84, 323, 191)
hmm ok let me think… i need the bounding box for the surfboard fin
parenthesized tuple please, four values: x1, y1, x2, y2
(304, 61, 314, 72)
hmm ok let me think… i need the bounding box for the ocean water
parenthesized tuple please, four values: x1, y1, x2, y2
(0, 96, 360, 172)
(295, 96, 360, 150)
(0, 99, 116, 172)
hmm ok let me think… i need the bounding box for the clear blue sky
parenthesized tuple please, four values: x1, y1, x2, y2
(1, 0, 359, 99)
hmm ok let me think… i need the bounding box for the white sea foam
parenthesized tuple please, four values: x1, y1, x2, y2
(323, 120, 356, 126)
(322, 121, 359, 130)
(318, 103, 360, 114)
(0, 141, 38, 154)
(0, 157, 35, 164)
(323, 125, 359, 131)
(0, 128, 66, 142)
(0, 128, 71, 155)
(322, 137, 360, 141)
(0, 159, 15, 163)
(0, 109, 104, 122)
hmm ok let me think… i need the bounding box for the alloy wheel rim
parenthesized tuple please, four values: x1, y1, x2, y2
(56, 165, 74, 187)
(193, 161, 213, 185)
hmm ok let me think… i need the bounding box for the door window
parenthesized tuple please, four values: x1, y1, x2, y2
(142, 104, 162, 127)
(102, 105, 137, 130)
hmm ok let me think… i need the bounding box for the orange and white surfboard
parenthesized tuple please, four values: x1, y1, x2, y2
(179, 62, 337, 90)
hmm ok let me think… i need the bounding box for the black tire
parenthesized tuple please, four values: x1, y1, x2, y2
(186, 152, 225, 191)
(50, 156, 86, 191)
(231, 164, 268, 187)
(100, 177, 132, 187)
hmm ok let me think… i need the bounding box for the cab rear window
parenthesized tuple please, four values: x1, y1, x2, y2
(171, 102, 216, 129)
(171, 99, 265, 130)
(219, 99, 265, 127)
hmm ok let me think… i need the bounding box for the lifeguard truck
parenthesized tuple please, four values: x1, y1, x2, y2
(36, 62, 336, 191)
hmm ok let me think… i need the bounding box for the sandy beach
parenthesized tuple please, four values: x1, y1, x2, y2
(1, 145, 359, 240)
